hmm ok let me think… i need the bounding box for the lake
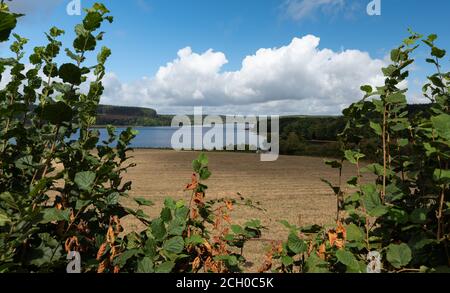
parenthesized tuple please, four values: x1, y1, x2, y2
(89, 126, 267, 149)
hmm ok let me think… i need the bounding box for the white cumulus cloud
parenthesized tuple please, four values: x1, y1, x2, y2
(100, 35, 386, 115)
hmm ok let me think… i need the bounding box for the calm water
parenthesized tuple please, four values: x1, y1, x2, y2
(85, 126, 266, 149)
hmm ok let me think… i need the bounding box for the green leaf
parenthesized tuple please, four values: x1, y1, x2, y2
(360, 183, 376, 196)
(361, 184, 388, 217)
(361, 85, 373, 94)
(281, 255, 294, 266)
(431, 114, 450, 141)
(41, 101, 73, 124)
(410, 208, 428, 224)
(410, 236, 436, 251)
(104, 192, 119, 206)
(346, 261, 367, 273)
(97, 46, 111, 64)
(215, 255, 238, 267)
(92, 3, 110, 14)
(192, 160, 201, 172)
(0, 212, 11, 227)
(0, 12, 18, 42)
(49, 26, 64, 37)
(369, 205, 389, 217)
(346, 223, 364, 243)
(167, 218, 185, 236)
(390, 48, 401, 62)
(423, 142, 437, 156)
(43, 64, 58, 77)
(59, 63, 81, 85)
(347, 176, 358, 187)
(74, 171, 96, 191)
(175, 206, 189, 219)
(321, 178, 340, 195)
(433, 169, 450, 184)
(137, 257, 154, 273)
(155, 261, 175, 273)
(224, 234, 234, 242)
(198, 153, 208, 166)
(160, 207, 172, 222)
(427, 34, 437, 42)
(0, 193, 17, 210)
(30, 178, 52, 197)
(387, 208, 408, 224)
(431, 47, 446, 58)
(386, 243, 412, 269)
(83, 11, 103, 30)
(386, 93, 406, 104)
(185, 235, 204, 246)
(163, 236, 184, 254)
(15, 155, 34, 170)
(300, 225, 322, 234)
(398, 138, 409, 147)
(287, 233, 307, 254)
(150, 218, 166, 241)
(363, 163, 387, 176)
(429, 75, 445, 88)
(231, 225, 244, 234)
(73, 33, 96, 52)
(345, 192, 360, 204)
(344, 150, 365, 164)
(164, 198, 176, 210)
(278, 220, 298, 231)
(38, 208, 70, 224)
(426, 58, 438, 65)
(75, 199, 91, 210)
(369, 121, 382, 136)
(336, 249, 359, 271)
(134, 197, 153, 207)
(245, 219, 261, 229)
(113, 249, 140, 268)
(325, 160, 342, 169)
(199, 168, 211, 180)
(419, 266, 431, 273)
(391, 121, 409, 132)
(382, 65, 397, 76)
(127, 233, 141, 250)
(305, 254, 328, 273)
(143, 238, 157, 257)
(28, 233, 62, 266)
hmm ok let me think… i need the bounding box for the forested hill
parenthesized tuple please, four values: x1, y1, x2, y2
(95, 103, 430, 157)
(96, 104, 431, 132)
(96, 105, 173, 126)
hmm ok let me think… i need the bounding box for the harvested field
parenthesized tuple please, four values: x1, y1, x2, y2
(121, 149, 362, 271)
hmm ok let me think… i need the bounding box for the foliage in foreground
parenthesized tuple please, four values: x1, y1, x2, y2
(0, 3, 263, 273)
(1, 2, 449, 274)
(263, 31, 449, 273)
(0, 2, 133, 272)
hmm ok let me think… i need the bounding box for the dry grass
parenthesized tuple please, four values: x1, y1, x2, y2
(121, 149, 361, 271)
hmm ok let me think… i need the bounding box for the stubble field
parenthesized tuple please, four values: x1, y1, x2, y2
(121, 149, 360, 271)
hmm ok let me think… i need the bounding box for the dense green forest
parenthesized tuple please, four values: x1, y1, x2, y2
(279, 104, 432, 157)
(96, 105, 173, 126)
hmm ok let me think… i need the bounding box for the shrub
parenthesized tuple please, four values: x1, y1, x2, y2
(265, 31, 449, 273)
(111, 154, 264, 273)
(0, 2, 143, 272)
(0, 3, 264, 274)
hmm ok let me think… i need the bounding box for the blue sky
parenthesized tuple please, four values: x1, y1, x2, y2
(2, 0, 450, 115)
